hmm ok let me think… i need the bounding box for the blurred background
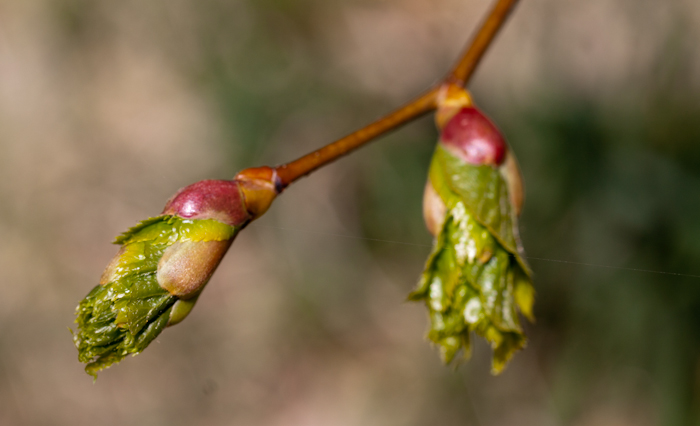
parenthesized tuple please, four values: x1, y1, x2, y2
(1, 0, 700, 425)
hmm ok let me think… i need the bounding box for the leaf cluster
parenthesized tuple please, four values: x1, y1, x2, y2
(73, 215, 236, 377)
(410, 146, 534, 373)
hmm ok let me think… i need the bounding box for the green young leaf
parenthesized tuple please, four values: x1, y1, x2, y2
(411, 146, 534, 374)
(431, 145, 531, 275)
(73, 215, 237, 377)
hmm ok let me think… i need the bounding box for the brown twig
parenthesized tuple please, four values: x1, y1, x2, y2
(446, 0, 519, 86)
(274, 89, 439, 187)
(274, 0, 520, 189)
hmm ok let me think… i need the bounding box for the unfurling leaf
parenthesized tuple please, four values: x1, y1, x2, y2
(74, 215, 238, 377)
(73, 169, 280, 378)
(411, 91, 534, 374)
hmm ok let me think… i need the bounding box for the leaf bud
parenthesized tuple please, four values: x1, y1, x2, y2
(73, 169, 281, 377)
(414, 86, 534, 374)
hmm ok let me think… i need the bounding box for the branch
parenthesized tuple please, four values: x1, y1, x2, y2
(275, 89, 439, 187)
(274, 0, 520, 189)
(446, 0, 520, 86)
(74, 0, 524, 378)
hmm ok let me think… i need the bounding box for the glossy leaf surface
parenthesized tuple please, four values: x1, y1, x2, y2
(411, 145, 534, 374)
(73, 215, 236, 377)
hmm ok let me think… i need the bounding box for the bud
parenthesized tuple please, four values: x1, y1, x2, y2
(73, 170, 279, 377)
(411, 86, 534, 374)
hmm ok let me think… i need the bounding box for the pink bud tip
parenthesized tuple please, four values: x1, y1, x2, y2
(162, 180, 250, 227)
(440, 107, 507, 166)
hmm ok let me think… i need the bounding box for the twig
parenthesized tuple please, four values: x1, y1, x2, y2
(274, 0, 520, 189)
(274, 89, 439, 187)
(446, 0, 520, 86)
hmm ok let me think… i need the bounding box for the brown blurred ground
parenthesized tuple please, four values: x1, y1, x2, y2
(1, 0, 700, 425)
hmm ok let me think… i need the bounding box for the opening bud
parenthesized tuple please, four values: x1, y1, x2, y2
(414, 92, 534, 373)
(74, 176, 259, 377)
(74, 215, 239, 377)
